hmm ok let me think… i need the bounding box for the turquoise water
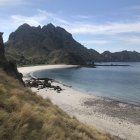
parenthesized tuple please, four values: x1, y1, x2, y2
(33, 63, 140, 105)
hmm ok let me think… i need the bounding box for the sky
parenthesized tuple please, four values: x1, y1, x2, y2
(0, 0, 140, 53)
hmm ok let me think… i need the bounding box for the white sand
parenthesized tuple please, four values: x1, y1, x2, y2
(18, 64, 78, 76)
(18, 64, 140, 140)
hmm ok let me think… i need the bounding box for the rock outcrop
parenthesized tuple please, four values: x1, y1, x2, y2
(0, 32, 23, 84)
(0, 32, 6, 65)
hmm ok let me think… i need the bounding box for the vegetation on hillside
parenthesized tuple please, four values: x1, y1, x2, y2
(0, 69, 114, 140)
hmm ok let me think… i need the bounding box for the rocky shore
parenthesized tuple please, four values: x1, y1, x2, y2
(25, 77, 62, 92)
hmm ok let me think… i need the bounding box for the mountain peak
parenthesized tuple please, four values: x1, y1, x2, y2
(102, 51, 111, 54)
(18, 23, 31, 30)
(47, 23, 55, 28)
(42, 23, 55, 30)
(21, 23, 30, 27)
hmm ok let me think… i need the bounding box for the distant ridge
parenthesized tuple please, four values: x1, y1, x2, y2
(5, 23, 140, 65)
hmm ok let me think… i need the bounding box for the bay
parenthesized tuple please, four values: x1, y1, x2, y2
(33, 62, 140, 105)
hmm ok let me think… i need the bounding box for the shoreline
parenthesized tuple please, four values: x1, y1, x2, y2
(18, 64, 140, 140)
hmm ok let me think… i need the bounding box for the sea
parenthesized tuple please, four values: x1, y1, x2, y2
(33, 62, 140, 105)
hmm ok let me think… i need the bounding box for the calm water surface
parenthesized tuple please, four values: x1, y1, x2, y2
(33, 62, 140, 105)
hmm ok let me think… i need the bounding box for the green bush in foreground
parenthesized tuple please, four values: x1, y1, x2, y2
(0, 69, 113, 140)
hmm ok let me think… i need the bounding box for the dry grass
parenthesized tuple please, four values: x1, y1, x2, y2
(0, 69, 114, 140)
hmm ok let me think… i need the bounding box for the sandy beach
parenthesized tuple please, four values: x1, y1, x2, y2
(18, 64, 140, 140)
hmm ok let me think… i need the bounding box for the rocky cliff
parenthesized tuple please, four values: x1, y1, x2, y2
(0, 32, 23, 84)
(0, 32, 6, 65)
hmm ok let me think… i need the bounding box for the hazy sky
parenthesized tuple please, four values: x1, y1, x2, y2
(0, 0, 140, 52)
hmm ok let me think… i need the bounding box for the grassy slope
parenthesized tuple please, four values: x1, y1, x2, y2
(0, 69, 113, 140)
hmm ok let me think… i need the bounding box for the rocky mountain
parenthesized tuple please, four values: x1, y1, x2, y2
(6, 23, 96, 65)
(5, 23, 140, 65)
(0, 32, 23, 83)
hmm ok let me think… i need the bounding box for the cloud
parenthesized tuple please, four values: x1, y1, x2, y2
(0, 0, 26, 6)
(6, 9, 140, 36)
(66, 22, 140, 35)
(75, 15, 95, 19)
(1, 9, 69, 41)
(1, 9, 140, 45)
(118, 36, 140, 45)
(37, 9, 69, 24)
(79, 40, 110, 45)
(10, 9, 69, 28)
(11, 14, 46, 27)
(127, 5, 140, 11)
